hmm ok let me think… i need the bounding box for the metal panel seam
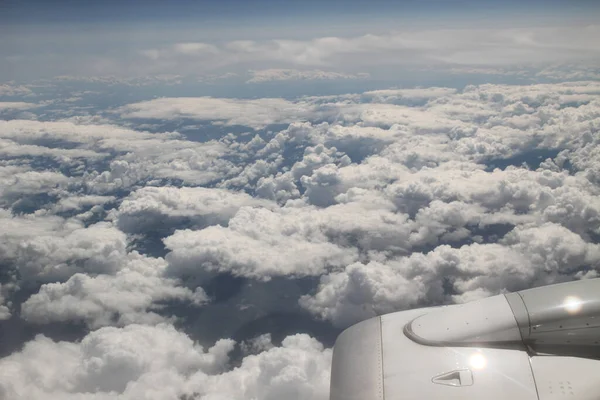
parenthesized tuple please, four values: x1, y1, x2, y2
(517, 291, 533, 338)
(527, 356, 541, 400)
(379, 316, 385, 400)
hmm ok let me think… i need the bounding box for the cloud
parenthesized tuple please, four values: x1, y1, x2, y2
(240, 333, 274, 355)
(113, 186, 275, 233)
(0, 138, 106, 162)
(0, 213, 128, 282)
(0, 119, 234, 190)
(119, 97, 316, 129)
(5, 21, 600, 81)
(141, 80, 600, 291)
(0, 102, 38, 111)
(20, 252, 207, 329)
(301, 222, 600, 327)
(246, 69, 369, 83)
(299, 260, 430, 327)
(0, 119, 178, 147)
(2, 77, 600, 398)
(50, 74, 185, 86)
(183, 334, 331, 400)
(0, 83, 33, 97)
(51, 195, 116, 213)
(0, 324, 234, 399)
(536, 64, 600, 81)
(445, 66, 531, 76)
(0, 284, 11, 320)
(0, 166, 71, 207)
(94, 25, 600, 79)
(119, 95, 467, 131)
(362, 87, 458, 105)
(164, 206, 360, 280)
(173, 42, 220, 56)
(163, 189, 414, 280)
(0, 326, 330, 400)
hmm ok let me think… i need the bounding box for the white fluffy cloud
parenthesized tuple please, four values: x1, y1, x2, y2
(164, 206, 360, 280)
(148, 81, 600, 288)
(21, 252, 208, 329)
(0, 324, 233, 400)
(0, 325, 331, 400)
(2, 77, 600, 398)
(183, 334, 331, 400)
(0, 212, 128, 281)
(0, 283, 11, 320)
(0, 119, 234, 188)
(0, 165, 71, 207)
(301, 222, 600, 327)
(299, 260, 430, 327)
(0, 138, 106, 161)
(51, 195, 116, 213)
(113, 186, 274, 233)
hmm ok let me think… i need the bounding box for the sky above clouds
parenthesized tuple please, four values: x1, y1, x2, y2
(1, 1, 600, 399)
(2, 0, 600, 83)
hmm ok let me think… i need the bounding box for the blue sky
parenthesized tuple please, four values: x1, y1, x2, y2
(1, 0, 598, 24)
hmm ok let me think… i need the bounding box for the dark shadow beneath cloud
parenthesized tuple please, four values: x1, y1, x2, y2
(203, 274, 246, 304)
(166, 276, 340, 354)
(0, 316, 88, 358)
(485, 148, 562, 171)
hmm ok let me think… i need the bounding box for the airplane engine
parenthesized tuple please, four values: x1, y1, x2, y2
(330, 279, 600, 400)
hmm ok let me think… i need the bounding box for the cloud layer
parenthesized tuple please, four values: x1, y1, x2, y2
(1, 78, 599, 398)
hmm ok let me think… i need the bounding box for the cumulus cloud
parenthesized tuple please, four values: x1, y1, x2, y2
(0, 326, 330, 400)
(164, 206, 360, 280)
(299, 260, 429, 327)
(20, 252, 208, 329)
(51, 195, 116, 213)
(0, 284, 11, 320)
(240, 333, 274, 355)
(183, 334, 331, 400)
(301, 222, 600, 327)
(0, 324, 234, 399)
(2, 76, 600, 399)
(0, 119, 234, 190)
(113, 186, 274, 233)
(0, 213, 128, 282)
(0, 166, 71, 207)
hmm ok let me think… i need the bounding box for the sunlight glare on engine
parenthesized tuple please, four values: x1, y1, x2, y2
(469, 352, 487, 370)
(563, 296, 583, 314)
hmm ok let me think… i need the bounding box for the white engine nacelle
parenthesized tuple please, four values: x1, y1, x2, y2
(330, 279, 600, 400)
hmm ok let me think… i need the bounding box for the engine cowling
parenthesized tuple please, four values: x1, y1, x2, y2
(330, 279, 600, 400)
